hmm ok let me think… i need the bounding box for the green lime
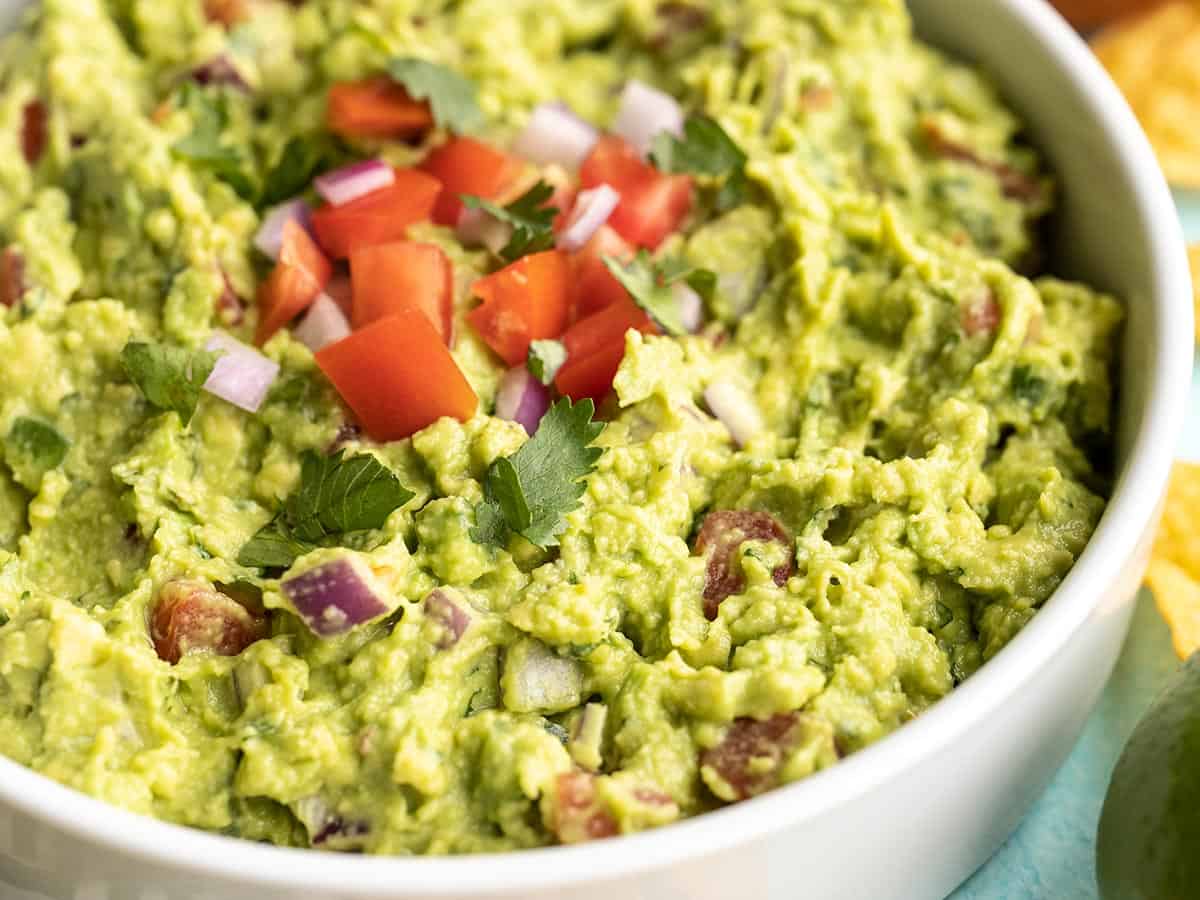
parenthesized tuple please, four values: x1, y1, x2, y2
(1097, 652, 1200, 899)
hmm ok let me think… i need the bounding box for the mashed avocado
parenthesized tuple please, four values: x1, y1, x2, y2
(0, 0, 1120, 854)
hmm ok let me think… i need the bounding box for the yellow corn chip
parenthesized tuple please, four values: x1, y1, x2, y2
(1146, 461, 1200, 657)
(1191, 243, 1200, 344)
(1091, 2, 1200, 189)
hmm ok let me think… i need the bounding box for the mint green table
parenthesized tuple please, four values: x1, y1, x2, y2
(953, 190, 1200, 898)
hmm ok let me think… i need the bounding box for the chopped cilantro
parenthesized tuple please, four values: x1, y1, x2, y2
(1011, 365, 1047, 405)
(527, 339, 567, 386)
(120, 341, 220, 425)
(601, 250, 716, 336)
(170, 83, 257, 201)
(238, 449, 414, 569)
(470, 398, 604, 549)
(260, 136, 331, 207)
(387, 57, 482, 134)
(650, 114, 747, 208)
(6, 417, 69, 471)
(462, 181, 559, 263)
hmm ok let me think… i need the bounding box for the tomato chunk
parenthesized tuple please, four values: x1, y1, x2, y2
(310, 168, 442, 259)
(21, 100, 46, 165)
(961, 288, 1000, 337)
(202, 0, 247, 27)
(0, 248, 26, 308)
(549, 772, 618, 845)
(554, 295, 655, 401)
(467, 250, 571, 366)
(315, 310, 478, 441)
(420, 137, 525, 226)
(579, 135, 692, 250)
(571, 225, 635, 321)
(326, 77, 434, 140)
(699, 713, 808, 801)
(693, 510, 793, 619)
(151, 579, 268, 664)
(256, 220, 333, 345)
(350, 241, 454, 342)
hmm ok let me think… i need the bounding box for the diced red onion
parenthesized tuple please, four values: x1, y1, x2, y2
(281, 557, 391, 637)
(614, 80, 684, 157)
(191, 55, 249, 90)
(673, 282, 704, 333)
(512, 102, 600, 170)
(557, 184, 620, 252)
(292, 293, 350, 352)
(505, 641, 584, 714)
(254, 199, 311, 260)
(495, 367, 551, 435)
(456, 206, 513, 255)
(703, 380, 763, 448)
(293, 796, 370, 850)
(203, 331, 280, 413)
(313, 159, 394, 207)
(424, 589, 471, 649)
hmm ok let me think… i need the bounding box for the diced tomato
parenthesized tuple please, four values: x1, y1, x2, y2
(420, 137, 525, 226)
(693, 510, 794, 619)
(315, 310, 478, 441)
(579, 135, 692, 250)
(549, 772, 619, 845)
(326, 76, 434, 140)
(570, 225, 635, 321)
(255, 220, 332, 345)
(350, 241, 454, 343)
(467, 250, 571, 365)
(202, 0, 248, 27)
(0, 248, 26, 308)
(310, 168, 442, 259)
(961, 288, 1000, 337)
(151, 579, 268, 664)
(700, 714, 808, 801)
(554, 295, 655, 401)
(21, 100, 46, 165)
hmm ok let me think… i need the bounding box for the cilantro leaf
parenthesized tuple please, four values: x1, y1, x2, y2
(238, 449, 414, 569)
(120, 341, 220, 425)
(650, 114, 748, 209)
(462, 181, 559, 263)
(171, 83, 258, 200)
(602, 251, 716, 336)
(7, 417, 69, 471)
(471, 397, 604, 549)
(387, 57, 482, 134)
(527, 339, 567, 385)
(260, 136, 332, 207)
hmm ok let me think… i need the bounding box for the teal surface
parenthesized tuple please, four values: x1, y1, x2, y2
(953, 192, 1200, 898)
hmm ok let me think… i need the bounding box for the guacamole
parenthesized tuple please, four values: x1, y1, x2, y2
(0, 0, 1121, 855)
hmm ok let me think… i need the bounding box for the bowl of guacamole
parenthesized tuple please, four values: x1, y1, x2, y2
(0, 0, 1189, 898)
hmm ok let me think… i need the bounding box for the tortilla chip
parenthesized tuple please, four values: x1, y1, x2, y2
(1191, 243, 1200, 344)
(1091, 2, 1200, 189)
(1146, 461, 1200, 658)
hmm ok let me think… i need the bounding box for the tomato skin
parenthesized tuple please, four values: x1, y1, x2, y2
(579, 135, 692, 250)
(554, 295, 656, 401)
(326, 76, 434, 139)
(315, 310, 478, 442)
(350, 241, 454, 343)
(570, 225, 635, 321)
(21, 100, 46, 165)
(310, 168, 442, 259)
(151, 580, 268, 664)
(255, 220, 333, 345)
(467, 250, 572, 366)
(420, 137, 525, 226)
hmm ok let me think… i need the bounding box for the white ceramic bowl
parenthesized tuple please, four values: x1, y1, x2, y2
(0, 1, 1192, 898)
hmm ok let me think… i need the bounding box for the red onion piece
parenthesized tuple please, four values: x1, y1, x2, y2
(191, 55, 249, 90)
(281, 557, 392, 637)
(254, 199, 311, 260)
(203, 331, 280, 413)
(292, 292, 351, 352)
(456, 206, 513, 255)
(494, 366, 551, 435)
(424, 589, 471, 649)
(613, 80, 684, 157)
(314, 159, 394, 207)
(293, 796, 370, 850)
(703, 380, 762, 448)
(673, 282, 703, 333)
(512, 102, 599, 170)
(557, 184, 620, 252)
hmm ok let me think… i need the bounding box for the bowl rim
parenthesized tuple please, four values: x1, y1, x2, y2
(0, 0, 1192, 894)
